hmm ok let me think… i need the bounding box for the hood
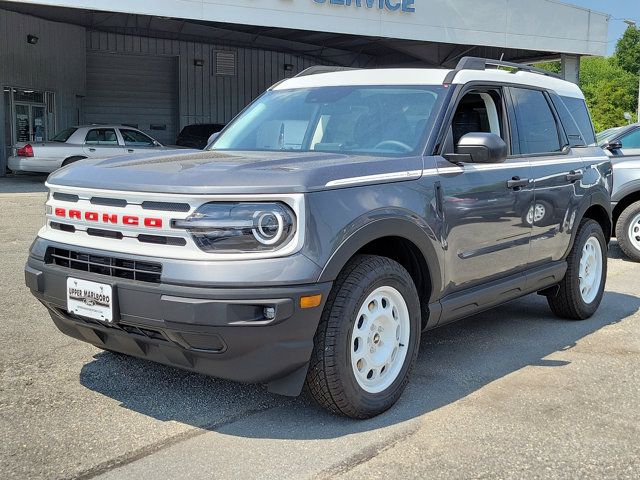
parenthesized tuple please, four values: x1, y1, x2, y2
(46, 149, 423, 194)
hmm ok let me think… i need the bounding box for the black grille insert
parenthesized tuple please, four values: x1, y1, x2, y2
(53, 192, 79, 202)
(46, 247, 162, 283)
(142, 201, 190, 212)
(90, 197, 127, 207)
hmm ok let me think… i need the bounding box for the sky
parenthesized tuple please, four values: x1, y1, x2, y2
(567, 0, 640, 55)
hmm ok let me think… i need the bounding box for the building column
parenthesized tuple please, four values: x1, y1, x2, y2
(561, 54, 580, 84)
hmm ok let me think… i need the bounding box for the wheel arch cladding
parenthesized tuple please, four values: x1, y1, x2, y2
(613, 188, 640, 228)
(317, 217, 441, 309)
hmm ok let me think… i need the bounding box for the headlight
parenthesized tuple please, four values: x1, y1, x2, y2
(172, 202, 296, 252)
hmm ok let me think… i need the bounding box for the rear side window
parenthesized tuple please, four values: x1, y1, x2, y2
(85, 129, 118, 145)
(120, 129, 155, 147)
(559, 96, 596, 145)
(51, 128, 77, 143)
(510, 88, 561, 155)
(619, 128, 640, 149)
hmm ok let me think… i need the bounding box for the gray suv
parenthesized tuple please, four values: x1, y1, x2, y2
(599, 123, 640, 261)
(25, 58, 612, 418)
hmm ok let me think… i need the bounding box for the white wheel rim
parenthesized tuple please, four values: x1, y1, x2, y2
(350, 286, 410, 394)
(628, 213, 640, 251)
(578, 236, 603, 304)
(526, 203, 546, 224)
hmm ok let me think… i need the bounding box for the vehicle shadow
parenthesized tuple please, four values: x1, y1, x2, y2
(79, 290, 639, 439)
(0, 174, 48, 194)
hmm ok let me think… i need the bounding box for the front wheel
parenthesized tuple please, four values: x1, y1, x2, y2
(547, 219, 607, 320)
(305, 255, 421, 419)
(615, 200, 640, 262)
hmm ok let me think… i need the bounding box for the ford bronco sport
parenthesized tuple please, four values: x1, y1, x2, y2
(25, 58, 612, 418)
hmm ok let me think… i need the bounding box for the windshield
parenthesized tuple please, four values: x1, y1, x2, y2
(51, 128, 78, 143)
(210, 85, 446, 156)
(596, 126, 623, 145)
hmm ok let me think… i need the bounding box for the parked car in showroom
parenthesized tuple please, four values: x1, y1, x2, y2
(599, 122, 640, 261)
(175, 123, 225, 149)
(8, 125, 168, 174)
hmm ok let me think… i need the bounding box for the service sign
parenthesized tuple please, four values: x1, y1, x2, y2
(67, 277, 113, 322)
(312, 0, 416, 13)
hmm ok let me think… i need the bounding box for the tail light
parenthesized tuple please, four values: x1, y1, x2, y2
(16, 144, 34, 157)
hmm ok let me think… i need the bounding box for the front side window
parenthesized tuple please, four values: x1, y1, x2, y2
(211, 85, 446, 156)
(85, 128, 118, 145)
(620, 128, 640, 149)
(120, 129, 156, 147)
(510, 88, 561, 155)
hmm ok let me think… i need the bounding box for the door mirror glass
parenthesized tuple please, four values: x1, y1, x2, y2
(445, 132, 507, 164)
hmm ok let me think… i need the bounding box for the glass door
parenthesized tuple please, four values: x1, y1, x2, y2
(14, 103, 47, 142)
(15, 104, 30, 142)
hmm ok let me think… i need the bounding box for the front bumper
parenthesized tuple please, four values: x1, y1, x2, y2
(25, 251, 332, 396)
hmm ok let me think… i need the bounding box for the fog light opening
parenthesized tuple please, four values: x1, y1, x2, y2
(263, 306, 276, 320)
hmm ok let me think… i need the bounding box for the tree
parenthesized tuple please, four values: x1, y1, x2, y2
(615, 26, 640, 76)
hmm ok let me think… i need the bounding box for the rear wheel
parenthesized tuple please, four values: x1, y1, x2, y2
(615, 201, 640, 262)
(305, 255, 421, 419)
(547, 219, 607, 320)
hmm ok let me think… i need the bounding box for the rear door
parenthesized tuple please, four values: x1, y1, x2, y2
(82, 128, 125, 158)
(506, 87, 586, 267)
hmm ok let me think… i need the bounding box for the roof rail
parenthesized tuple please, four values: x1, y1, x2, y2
(443, 56, 562, 84)
(294, 65, 358, 78)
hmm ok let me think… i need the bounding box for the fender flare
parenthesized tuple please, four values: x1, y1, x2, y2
(317, 217, 442, 302)
(611, 179, 640, 204)
(565, 188, 612, 257)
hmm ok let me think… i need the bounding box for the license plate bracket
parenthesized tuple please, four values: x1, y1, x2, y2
(66, 277, 114, 323)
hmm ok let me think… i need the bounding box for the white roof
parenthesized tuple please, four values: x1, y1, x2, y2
(274, 68, 584, 99)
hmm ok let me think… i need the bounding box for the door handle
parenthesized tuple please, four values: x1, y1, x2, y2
(566, 171, 584, 183)
(88, 148, 96, 152)
(506, 176, 529, 190)
(127, 149, 134, 153)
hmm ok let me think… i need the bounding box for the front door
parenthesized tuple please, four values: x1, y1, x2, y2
(14, 103, 47, 142)
(437, 86, 534, 295)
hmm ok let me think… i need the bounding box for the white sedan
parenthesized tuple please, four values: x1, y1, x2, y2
(8, 124, 170, 173)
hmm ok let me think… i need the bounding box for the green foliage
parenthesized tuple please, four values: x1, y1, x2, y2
(615, 26, 640, 75)
(535, 28, 639, 132)
(580, 57, 638, 131)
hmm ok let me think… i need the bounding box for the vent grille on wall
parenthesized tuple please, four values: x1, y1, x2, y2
(214, 51, 236, 76)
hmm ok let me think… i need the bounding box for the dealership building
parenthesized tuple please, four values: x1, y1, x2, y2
(0, 0, 609, 175)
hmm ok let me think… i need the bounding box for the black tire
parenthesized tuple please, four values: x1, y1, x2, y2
(547, 219, 607, 320)
(305, 254, 421, 419)
(61, 156, 86, 167)
(615, 200, 640, 262)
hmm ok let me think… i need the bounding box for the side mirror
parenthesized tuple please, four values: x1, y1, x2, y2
(207, 132, 220, 146)
(445, 132, 508, 164)
(603, 140, 622, 152)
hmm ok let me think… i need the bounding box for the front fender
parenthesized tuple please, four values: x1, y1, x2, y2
(317, 215, 443, 302)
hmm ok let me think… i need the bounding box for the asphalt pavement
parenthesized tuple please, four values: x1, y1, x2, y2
(0, 175, 638, 479)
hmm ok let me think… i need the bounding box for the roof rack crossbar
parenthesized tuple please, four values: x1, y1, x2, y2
(294, 65, 358, 78)
(443, 56, 562, 85)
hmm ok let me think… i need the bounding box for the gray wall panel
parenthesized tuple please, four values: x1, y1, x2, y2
(0, 8, 85, 174)
(87, 31, 322, 132)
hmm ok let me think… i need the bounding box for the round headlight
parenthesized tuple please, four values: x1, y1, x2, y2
(253, 211, 284, 245)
